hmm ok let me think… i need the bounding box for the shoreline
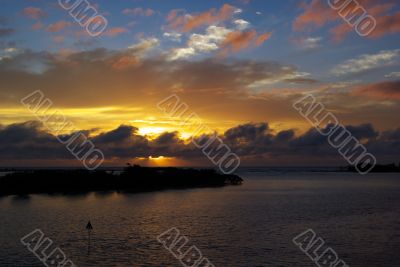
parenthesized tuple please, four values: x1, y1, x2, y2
(0, 166, 243, 197)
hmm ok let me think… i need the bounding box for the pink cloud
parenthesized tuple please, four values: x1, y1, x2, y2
(220, 30, 272, 55)
(47, 21, 72, 33)
(22, 7, 47, 20)
(52, 36, 65, 43)
(103, 27, 128, 37)
(293, 0, 400, 41)
(353, 81, 400, 101)
(167, 4, 238, 32)
(31, 22, 44, 30)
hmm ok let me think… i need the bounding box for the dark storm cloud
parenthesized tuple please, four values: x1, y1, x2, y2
(346, 124, 378, 140)
(1, 121, 399, 164)
(92, 125, 138, 144)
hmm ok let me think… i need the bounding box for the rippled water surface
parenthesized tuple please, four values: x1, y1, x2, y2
(1, 171, 400, 266)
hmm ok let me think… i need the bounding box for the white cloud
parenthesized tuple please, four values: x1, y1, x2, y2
(385, 71, 400, 78)
(332, 49, 400, 76)
(168, 47, 196, 61)
(248, 70, 312, 89)
(256, 12, 262, 15)
(233, 19, 250, 30)
(4, 47, 18, 53)
(128, 38, 159, 57)
(300, 37, 322, 49)
(0, 47, 19, 61)
(163, 32, 182, 42)
(167, 26, 232, 60)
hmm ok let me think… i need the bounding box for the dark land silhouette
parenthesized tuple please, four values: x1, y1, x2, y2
(347, 163, 400, 173)
(0, 165, 243, 196)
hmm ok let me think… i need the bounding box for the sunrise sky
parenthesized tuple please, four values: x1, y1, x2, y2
(0, 0, 399, 167)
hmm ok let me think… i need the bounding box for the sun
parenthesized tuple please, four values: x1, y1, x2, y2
(149, 156, 165, 161)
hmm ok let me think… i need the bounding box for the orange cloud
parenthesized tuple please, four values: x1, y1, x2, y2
(293, 0, 400, 41)
(168, 4, 238, 32)
(330, 22, 353, 42)
(369, 11, 400, 38)
(256, 32, 273, 46)
(52, 36, 65, 43)
(221, 30, 272, 54)
(47, 21, 71, 33)
(353, 81, 400, 101)
(22, 7, 47, 20)
(293, 0, 337, 31)
(104, 27, 128, 37)
(32, 22, 44, 30)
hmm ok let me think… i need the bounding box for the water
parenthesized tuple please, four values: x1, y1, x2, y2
(1, 171, 400, 266)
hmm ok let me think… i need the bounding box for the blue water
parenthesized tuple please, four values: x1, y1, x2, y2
(0, 171, 399, 266)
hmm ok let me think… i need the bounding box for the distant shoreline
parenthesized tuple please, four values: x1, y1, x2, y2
(0, 166, 243, 197)
(1, 164, 399, 173)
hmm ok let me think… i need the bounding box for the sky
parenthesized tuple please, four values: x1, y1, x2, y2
(0, 0, 399, 167)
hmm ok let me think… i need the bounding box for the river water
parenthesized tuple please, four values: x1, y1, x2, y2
(1, 170, 399, 266)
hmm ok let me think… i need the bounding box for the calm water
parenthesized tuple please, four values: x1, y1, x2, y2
(1, 171, 400, 267)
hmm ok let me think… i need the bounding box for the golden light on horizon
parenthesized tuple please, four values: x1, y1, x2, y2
(137, 156, 183, 167)
(138, 127, 169, 137)
(149, 156, 165, 161)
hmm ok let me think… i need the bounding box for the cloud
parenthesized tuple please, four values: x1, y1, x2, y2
(247, 70, 316, 88)
(127, 37, 159, 56)
(293, 0, 400, 41)
(293, 36, 322, 50)
(103, 27, 128, 37)
(22, 7, 47, 20)
(188, 26, 231, 51)
(1, 48, 397, 136)
(1, 121, 398, 166)
(0, 47, 312, 106)
(164, 5, 267, 59)
(385, 72, 400, 78)
(167, 4, 239, 32)
(220, 30, 272, 55)
(168, 47, 196, 61)
(332, 49, 400, 76)
(163, 32, 182, 42)
(32, 22, 44, 30)
(353, 80, 400, 101)
(122, 8, 155, 17)
(46, 21, 72, 33)
(111, 38, 159, 69)
(0, 28, 15, 37)
(93, 125, 138, 143)
(233, 19, 250, 30)
(368, 8, 400, 38)
(52, 36, 65, 43)
(168, 25, 232, 60)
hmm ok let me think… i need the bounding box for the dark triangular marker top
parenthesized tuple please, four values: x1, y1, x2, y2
(86, 221, 93, 230)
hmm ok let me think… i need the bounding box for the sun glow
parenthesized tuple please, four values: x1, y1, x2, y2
(149, 156, 165, 161)
(138, 127, 169, 137)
